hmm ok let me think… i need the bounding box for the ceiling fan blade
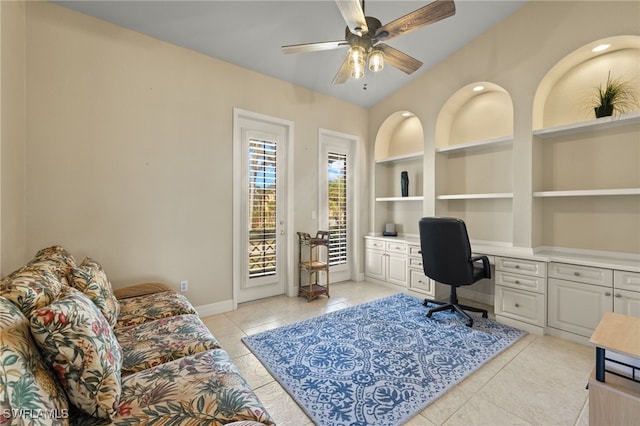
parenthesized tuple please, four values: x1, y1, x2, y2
(281, 41, 349, 55)
(332, 54, 351, 84)
(335, 0, 368, 36)
(375, 0, 456, 41)
(377, 44, 423, 74)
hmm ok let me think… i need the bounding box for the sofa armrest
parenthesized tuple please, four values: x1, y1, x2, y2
(113, 282, 172, 300)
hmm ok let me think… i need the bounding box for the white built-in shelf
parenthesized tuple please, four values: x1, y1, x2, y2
(533, 111, 640, 139)
(375, 151, 423, 164)
(436, 193, 514, 200)
(533, 188, 640, 198)
(376, 196, 424, 202)
(436, 135, 513, 154)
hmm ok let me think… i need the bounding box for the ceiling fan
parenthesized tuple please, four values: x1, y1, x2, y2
(281, 0, 456, 84)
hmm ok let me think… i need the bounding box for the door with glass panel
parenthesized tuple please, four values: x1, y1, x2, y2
(319, 129, 357, 283)
(234, 110, 290, 303)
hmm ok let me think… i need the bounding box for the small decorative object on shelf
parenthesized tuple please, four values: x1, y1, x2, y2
(383, 223, 397, 237)
(297, 231, 330, 302)
(401, 171, 409, 197)
(590, 71, 639, 118)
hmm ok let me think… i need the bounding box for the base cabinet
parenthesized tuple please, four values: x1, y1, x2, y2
(407, 243, 435, 297)
(494, 256, 547, 331)
(364, 237, 407, 287)
(547, 277, 613, 337)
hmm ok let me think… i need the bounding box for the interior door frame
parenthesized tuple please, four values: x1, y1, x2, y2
(232, 108, 295, 309)
(318, 128, 360, 283)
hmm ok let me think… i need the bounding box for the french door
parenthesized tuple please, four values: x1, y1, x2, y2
(233, 109, 293, 304)
(319, 129, 358, 283)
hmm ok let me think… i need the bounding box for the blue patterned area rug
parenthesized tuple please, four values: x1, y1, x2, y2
(242, 293, 526, 426)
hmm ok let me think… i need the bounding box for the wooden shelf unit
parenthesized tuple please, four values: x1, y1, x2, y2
(297, 231, 330, 301)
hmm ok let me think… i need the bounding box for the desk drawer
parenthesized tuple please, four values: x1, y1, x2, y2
(495, 286, 545, 326)
(408, 244, 422, 257)
(496, 271, 546, 294)
(549, 262, 612, 287)
(408, 257, 423, 269)
(365, 239, 385, 250)
(615, 270, 640, 292)
(386, 241, 406, 254)
(496, 257, 546, 278)
(409, 269, 433, 295)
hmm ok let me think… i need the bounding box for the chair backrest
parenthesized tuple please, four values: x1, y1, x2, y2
(419, 217, 475, 286)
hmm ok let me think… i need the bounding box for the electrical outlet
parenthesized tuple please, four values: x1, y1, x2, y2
(180, 280, 188, 292)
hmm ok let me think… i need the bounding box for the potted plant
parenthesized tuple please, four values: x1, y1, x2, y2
(590, 71, 639, 118)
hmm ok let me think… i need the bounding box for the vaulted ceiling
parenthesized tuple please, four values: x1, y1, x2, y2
(54, 1, 527, 108)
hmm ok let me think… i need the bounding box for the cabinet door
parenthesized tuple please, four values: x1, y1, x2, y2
(365, 249, 385, 281)
(548, 278, 613, 337)
(386, 253, 407, 287)
(614, 289, 640, 318)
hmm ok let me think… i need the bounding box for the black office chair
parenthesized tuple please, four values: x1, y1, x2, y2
(418, 217, 490, 327)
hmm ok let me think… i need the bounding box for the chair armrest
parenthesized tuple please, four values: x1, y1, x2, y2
(470, 255, 491, 276)
(113, 282, 172, 300)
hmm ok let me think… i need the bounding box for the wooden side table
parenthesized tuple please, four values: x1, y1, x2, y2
(297, 231, 330, 301)
(588, 312, 640, 426)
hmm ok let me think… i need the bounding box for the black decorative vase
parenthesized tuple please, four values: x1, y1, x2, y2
(594, 103, 614, 118)
(401, 171, 409, 197)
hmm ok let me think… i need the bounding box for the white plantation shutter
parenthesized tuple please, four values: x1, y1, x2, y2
(248, 138, 277, 278)
(327, 152, 348, 266)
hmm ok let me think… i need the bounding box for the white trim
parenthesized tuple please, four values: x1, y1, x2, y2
(232, 108, 295, 307)
(435, 135, 513, 154)
(318, 128, 360, 283)
(195, 300, 234, 318)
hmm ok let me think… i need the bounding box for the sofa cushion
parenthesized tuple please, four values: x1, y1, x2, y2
(71, 258, 120, 328)
(116, 291, 198, 328)
(0, 296, 70, 426)
(0, 265, 65, 317)
(32, 245, 77, 285)
(70, 349, 275, 425)
(116, 314, 221, 375)
(30, 288, 122, 420)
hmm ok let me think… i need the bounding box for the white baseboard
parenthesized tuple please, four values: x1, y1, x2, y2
(195, 300, 234, 318)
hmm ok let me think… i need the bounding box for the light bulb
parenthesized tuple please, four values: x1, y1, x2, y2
(368, 49, 384, 72)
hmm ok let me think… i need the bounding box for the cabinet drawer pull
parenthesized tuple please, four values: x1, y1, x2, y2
(515, 265, 520, 269)
(615, 293, 622, 298)
(514, 303, 520, 308)
(604, 292, 612, 296)
(574, 272, 580, 276)
(514, 280, 520, 284)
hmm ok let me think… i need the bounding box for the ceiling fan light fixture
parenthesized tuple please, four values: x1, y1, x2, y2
(368, 49, 384, 72)
(351, 63, 365, 79)
(348, 46, 366, 67)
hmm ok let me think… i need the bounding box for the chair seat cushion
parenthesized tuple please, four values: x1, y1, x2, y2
(115, 314, 221, 375)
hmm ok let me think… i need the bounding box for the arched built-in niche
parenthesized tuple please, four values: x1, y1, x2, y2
(533, 35, 640, 129)
(436, 82, 513, 149)
(433, 82, 515, 245)
(374, 111, 424, 160)
(373, 111, 425, 235)
(532, 36, 640, 254)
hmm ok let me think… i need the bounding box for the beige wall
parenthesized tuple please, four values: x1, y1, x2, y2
(370, 0, 640, 251)
(3, 1, 639, 309)
(1, 0, 27, 275)
(19, 1, 368, 309)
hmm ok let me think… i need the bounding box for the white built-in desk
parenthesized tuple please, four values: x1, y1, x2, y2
(364, 235, 640, 340)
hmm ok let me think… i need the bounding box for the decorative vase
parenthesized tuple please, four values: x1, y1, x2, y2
(401, 171, 409, 197)
(594, 103, 614, 118)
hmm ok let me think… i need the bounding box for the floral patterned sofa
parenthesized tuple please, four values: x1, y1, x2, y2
(0, 246, 274, 426)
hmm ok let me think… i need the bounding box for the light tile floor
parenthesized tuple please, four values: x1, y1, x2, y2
(201, 281, 593, 426)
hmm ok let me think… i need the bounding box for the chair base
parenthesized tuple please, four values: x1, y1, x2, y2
(423, 291, 488, 327)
